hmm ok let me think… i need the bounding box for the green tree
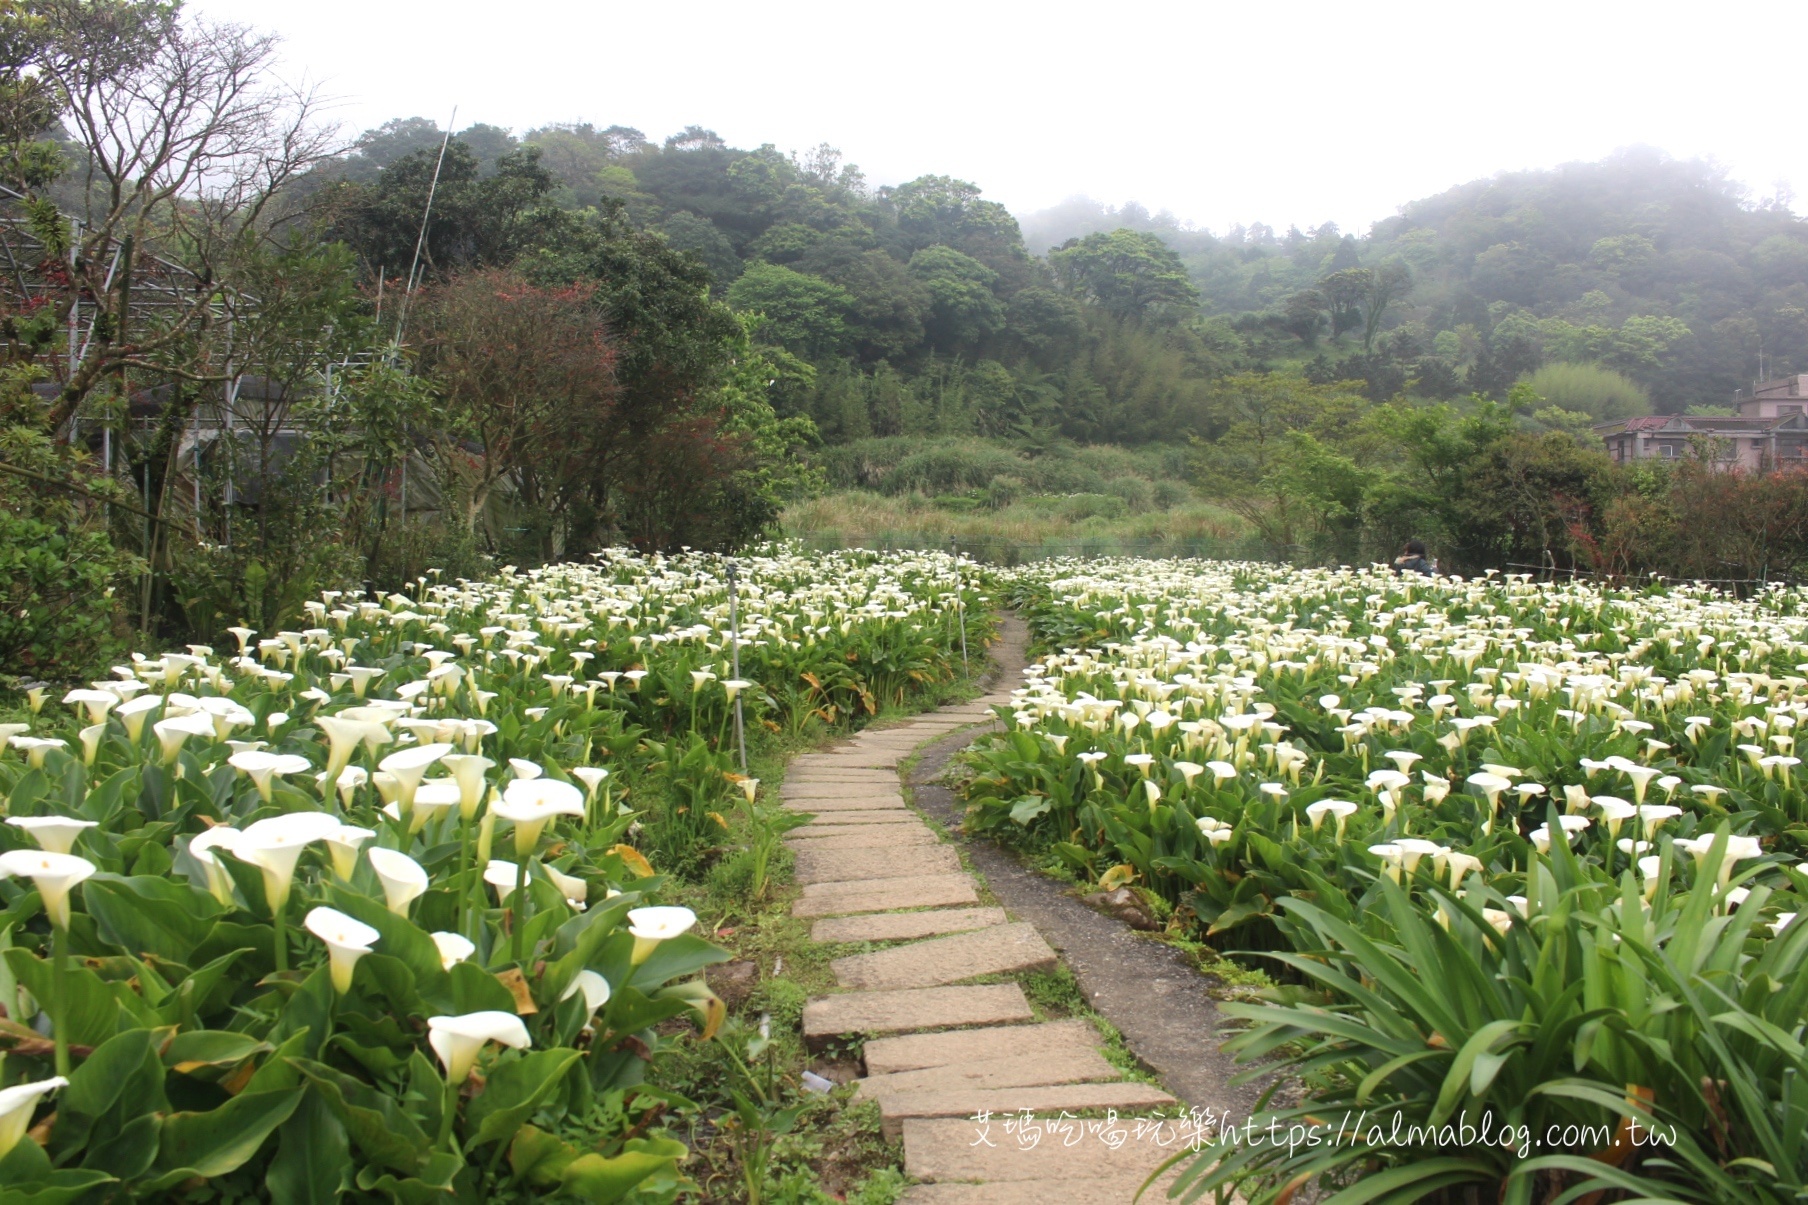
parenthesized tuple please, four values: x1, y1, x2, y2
(908, 245, 1003, 351)
(329, 140, 574, 280)
(1281, 290, 1326, 345)
(1049, 229, 1199, 323)
(1319, 268, 1370, 340)
(1523, 362, 1651, 421)
(1189, 374, 1370, 551)
(891, 175, 1029, 286)
(662, 211, 741, 287)
(1361, 261, 1412, 351)
(794, 240, 927, 361)
(725, 262, 850, 358)
(1004, 287, 1087, 359)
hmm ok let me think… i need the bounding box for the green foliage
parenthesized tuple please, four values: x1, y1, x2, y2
(0, 377, 140, 680)
(728, 264, 851, 358)
(0, 548, 980, 1199)
(1189, 374, 1373, 555)
(982, 561, 1808, 1202)
(1048, 228, 1199, 323)
(1523, 362, 1652, 422)
(1027, 151, 1806, 409)
(907, 246, 1004, 352)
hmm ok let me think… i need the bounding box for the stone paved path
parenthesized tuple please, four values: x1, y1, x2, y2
(787, 688, 1190, 1201)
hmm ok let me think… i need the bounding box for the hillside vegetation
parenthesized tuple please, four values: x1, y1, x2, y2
(1023, 150, 1808, 413)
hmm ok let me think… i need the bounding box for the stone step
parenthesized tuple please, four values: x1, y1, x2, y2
(900, 1174, 1182, 1204)
(855, 1047, 1120, 1101)
(782, 796, 907, 812)
(783, 796, 909, 810)
(878, 1080, 1177, 1141)
(788, 828, 940, 851)
(831, 923, 1056, 991)
(787, 760, 896, 774)
(787, 815, 930, 832)
(812, 907, 1008, 945)
(794, 845, 962, 885)
(777, 778, 904, 796)
(802, 983, 1033, 1048)
(784, 776, 901, 788)
(902, 1116, 1186, 1184)
(792, 758, 900, 768)
(864, 1019, 1101, 1075)
(793, 874, 980, 918)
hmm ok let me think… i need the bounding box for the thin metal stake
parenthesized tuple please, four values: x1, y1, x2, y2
(951, 537, 969, 675)
(726, 559, 747, 773)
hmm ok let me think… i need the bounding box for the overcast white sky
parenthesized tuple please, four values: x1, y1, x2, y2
(195, 0, 1805, 234)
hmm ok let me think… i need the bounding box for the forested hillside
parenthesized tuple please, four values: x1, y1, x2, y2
(1023, 149, 1808, 412)
(292, 119, 1808, 579)
(320, 120, 1238, 447)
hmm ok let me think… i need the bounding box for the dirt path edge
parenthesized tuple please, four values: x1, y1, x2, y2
(908, 615, 1262, 1120)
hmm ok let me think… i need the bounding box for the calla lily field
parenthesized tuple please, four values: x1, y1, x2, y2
(966, 560, 1808, 1202)
(0, 548, 981, 1202)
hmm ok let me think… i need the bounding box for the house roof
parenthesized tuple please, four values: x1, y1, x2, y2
(1595, 412, 1808, 437)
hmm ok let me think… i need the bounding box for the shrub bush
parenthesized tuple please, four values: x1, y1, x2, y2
(1105, 476, 1153, 512)
(1055, 493, 1127, 521)
(0, 412, 140, 682)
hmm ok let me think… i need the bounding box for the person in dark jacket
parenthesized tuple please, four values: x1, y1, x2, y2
(1392, 539, 1434, 576)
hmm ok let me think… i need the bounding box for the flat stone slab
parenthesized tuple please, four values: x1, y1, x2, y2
(794, 845, 962, 885)
(793, 874, 979, 918)
(812, 907, 1008, 945)
(788, 829, 940, 851)
(782, 796, 907, 812)
(864, 1019, 1101, 1075)
(878, 1080, 1177, 1141)
(791, 817, 932, 835)
(789, 758, 895, 770)
(832, 923, 1056, 991)
(900, 1174, 1181, 1204)
(856, 1048, 1121, 1101)
(802, 984, 1033, 1047)
(787, 767, 901, 778)
(781, 786, 907, 801)
(786, 777, 899, 788)
(902, 1116, 1184, 1184)
(791, 806, 932, 825)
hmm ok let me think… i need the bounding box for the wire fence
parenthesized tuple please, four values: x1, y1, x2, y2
(1501, 561, 1805, 593)
(784, 531, 1303, 567)
(781, 537, 1808, 595)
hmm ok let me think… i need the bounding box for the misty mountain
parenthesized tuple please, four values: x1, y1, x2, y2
(1021, 149, 1808, 410)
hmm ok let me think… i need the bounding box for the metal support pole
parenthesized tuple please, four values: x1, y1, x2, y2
(726, 559, 747, 774)
(951, 537, 968, 675)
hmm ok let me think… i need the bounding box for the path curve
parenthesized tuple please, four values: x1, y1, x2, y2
(780, 617, 1253, 1202)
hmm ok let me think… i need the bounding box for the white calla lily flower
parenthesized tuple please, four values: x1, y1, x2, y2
(427, 1010, 531, 1082)
(303, 906, 379, 993)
